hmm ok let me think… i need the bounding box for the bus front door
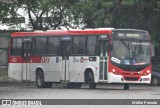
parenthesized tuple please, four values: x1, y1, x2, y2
(99, 40, 108, 81)
(22, 39, 32, 81)
(60, 41, 71, 82)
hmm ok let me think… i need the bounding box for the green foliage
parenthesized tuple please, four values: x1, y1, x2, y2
(0, 3, 18, 20)
(0, 0, 160, 63)
(0, 0, 160, 59)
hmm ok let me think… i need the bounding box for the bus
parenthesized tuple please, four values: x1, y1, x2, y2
(8, 28, 152, 90)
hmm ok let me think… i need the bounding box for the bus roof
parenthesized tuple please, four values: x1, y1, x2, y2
(113, 29, 147, 33)
(11, 29, 113, 37)
(11, 29, 148, 38)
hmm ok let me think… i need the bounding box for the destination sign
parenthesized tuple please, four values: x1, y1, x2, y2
(112, 31, 149, 40)
(118, 33, 144, 39)
(99, 35, 108, 40)
(61, 36, 72, 41)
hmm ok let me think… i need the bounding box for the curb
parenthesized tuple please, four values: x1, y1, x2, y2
(0, 78, 36, 86)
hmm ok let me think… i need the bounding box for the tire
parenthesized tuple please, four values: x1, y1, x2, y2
(76, 83, 82, 89)
(123, 84, 129, 90)
(45, 82, 53, 88)
(151, 77, 159, 86)
(66, 83, 82, 89)
(88, 72, 96, 89)
(36, 69, 45, 88)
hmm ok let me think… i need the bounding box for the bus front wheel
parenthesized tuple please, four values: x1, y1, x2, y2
(45, 82, 53, 88)
(88, 72, 96, 89)
(36, 70, 45, 88)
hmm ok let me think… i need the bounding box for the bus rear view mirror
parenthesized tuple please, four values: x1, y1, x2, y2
(109, 43, 113, 51)
(151, 44, 155, 57)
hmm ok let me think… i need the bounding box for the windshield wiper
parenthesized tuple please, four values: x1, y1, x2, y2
(120, 39, 130, 50)
(134, 40, 142, 50)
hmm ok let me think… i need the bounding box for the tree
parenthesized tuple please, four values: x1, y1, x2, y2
(14, 0, 83, 30)
(0, 0, 82, 30)
(0, 0, 160, 62)
(70, 0, 114, 28)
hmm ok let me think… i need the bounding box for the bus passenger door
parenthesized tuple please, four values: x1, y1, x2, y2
(22, 39, 32, 81)
(99, 40, 108, 81)
(60, 39, 71, 82)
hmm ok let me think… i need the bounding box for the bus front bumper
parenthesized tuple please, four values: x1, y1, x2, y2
(107, 73, 151, 84)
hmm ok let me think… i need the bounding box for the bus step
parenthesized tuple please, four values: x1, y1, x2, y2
(98, 80, 108, 83)
(61, 80, 69, 84)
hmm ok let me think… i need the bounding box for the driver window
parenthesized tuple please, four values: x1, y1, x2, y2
(115, 42, 127, 60)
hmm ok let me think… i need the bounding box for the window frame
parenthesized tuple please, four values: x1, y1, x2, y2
(86, 35, 99, 56)
(47, 36, 60, 56)
(34, 37, 48, 56)
(10, 37, 23, 56)
(71, 35, 87, 56)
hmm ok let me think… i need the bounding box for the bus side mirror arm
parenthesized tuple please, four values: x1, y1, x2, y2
(151, 44, 155, 57)
(109, 43, 113, 51)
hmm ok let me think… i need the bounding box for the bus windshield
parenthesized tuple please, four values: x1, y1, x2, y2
(111, 40, 150, 71)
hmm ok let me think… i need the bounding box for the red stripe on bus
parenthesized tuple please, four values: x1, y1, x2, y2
(9, 56, 50, 63)
(11, 30, 112, 37)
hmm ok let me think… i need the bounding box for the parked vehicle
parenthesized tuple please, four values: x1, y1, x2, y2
(8, 29, 152, 90)
(151, 65, 160, 86)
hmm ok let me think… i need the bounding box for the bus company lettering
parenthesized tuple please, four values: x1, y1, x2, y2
(80, 57, 88, 63)
(12, 58, 17, 62)
(73, 57, 80, 62)
(40, 57, 50, 63)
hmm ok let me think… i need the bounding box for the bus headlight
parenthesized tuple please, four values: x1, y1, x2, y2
(138, 71, 143, 74)
(146, 70, 150, 73)
(142, 70, 150, 76)
(112, 69, 116, 72)
(112, 69, 120, 75)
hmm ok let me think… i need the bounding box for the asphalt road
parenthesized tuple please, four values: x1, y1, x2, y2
(0, 84, 160, 108)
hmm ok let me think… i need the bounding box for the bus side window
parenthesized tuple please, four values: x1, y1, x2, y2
(35, 37, 47, 55)
(31, 38, 35, 56)
(48, 37, 60, 55)
(86, 36, 97, 55)
(11, 38, 22, 56)
(72, 36, 86, 55)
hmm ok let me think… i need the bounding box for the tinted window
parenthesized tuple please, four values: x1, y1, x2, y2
(48, 37, 60, 55)
(72, 36, 86, 55)
(11, 38, 22, 56)
(35, 37, 47, 55)
(86, 36, 98, 55)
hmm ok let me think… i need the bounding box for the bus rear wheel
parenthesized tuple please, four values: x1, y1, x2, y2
(36, 70, 45, 88)
(88, 72, 96, 89)
(45, 82, 53, 88)
(123, 84, 129, 90)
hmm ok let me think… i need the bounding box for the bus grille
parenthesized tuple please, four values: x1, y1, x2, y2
(124, 77, 139, 81)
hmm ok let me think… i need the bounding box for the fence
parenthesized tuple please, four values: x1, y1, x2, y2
(0, 33, 10, 79)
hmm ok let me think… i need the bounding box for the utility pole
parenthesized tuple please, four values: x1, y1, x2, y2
(0, 0, 16, 4)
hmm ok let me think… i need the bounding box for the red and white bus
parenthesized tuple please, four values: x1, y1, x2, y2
(8, 28, 152, 90)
